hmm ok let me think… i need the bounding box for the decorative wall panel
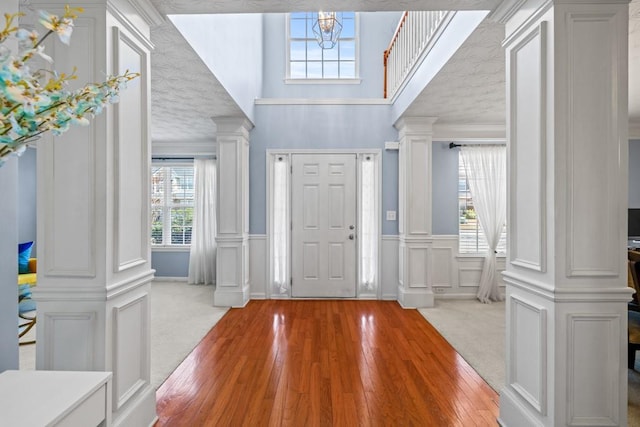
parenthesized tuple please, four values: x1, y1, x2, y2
(567, 314, 620, 425)
(218, 245, 240, 286)
(408, 246, 428, 288)
(509, 295, 547, 414)
(45, 21, 96, 277)
(43, 312, 96, 371)
(217, 140, 239, 234)
(113, 295, 149, 410)
(509, 22, 546, 272)
(114, 27, 148, 272)
(566, 13, 622, 277)
(408, 139, 430, 235)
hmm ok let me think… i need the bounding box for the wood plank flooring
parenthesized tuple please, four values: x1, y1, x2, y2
(155, 300, 499, 426)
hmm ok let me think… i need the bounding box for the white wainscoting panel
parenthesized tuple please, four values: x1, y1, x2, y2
(508, 295, 547, 414)
(431, 246, 454, 288)
(217, 243, 241, 287)
(43, 312, 96, 371)
(113, 27, 148, 272)
(249, 235, 267, 299)
(567, 313, 620, 426)
(112, 295, 149, 411)
(408, 245, 429, 288)
(381, 236, 399, 300)
(509, 22, 546, 273)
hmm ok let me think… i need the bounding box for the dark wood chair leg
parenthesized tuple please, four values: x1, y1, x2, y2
(630, 343, 640, 370)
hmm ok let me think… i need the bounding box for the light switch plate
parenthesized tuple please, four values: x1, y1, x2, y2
(386, 210, 397, 221)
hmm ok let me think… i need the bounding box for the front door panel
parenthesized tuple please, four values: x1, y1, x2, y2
(291, 154, 356, 297)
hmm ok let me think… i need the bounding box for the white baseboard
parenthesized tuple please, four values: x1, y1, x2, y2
(152, 276, 187, 282)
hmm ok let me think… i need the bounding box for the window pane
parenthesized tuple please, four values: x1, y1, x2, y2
(307, 61, 322, 78)
(339, 61, 355, 78)
(170, 207, 193, 245)
(307, 41, 322, 61)
(340, 40, 355, 60)
(290, 41, 306, 61)
(171, 167, 194, 205)
(290, 17, 306, 38)
(341, 15, 355, 38)
(324, 61, 339, 78)
(290, 61, 306, 78)
(323, 44, 339, 60)
(151, 209, 163, 244)
(151, 167, 165, 205)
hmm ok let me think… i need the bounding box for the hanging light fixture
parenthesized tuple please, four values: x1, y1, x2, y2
(312, 11, 343, 49)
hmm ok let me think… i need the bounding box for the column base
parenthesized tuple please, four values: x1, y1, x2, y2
(214, 285, 250, 307)
(498, 386, 543, 427)
(397, 286, 434, 308)
(112, 383, 157, 427)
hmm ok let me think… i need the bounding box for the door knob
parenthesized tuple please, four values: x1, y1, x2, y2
(349, 225, 355, 230)
(348, 234, 354, 240)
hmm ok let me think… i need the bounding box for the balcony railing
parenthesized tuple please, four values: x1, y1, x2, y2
(383, 10, 451, 99)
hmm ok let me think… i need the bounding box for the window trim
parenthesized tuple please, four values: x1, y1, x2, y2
(151, 162, 195, 249)
(285, 12, 361, 82)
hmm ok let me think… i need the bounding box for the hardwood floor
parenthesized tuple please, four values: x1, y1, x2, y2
(155, 300, 499, 426)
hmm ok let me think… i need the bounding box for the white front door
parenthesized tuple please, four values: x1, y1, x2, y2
(291, 154, 357, 297)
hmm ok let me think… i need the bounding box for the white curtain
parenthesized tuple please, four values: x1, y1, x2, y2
(188, 158, 217, 285)
(272, 158, 288, 294)
(360, 157, 377, 292)
(460, 146, 506, 303)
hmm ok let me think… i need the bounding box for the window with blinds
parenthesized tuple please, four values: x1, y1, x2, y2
(151, 165, 194, 246)
(458, 155, 506, 254)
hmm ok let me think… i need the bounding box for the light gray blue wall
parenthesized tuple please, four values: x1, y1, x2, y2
(18, 148, 37, 252)
(250, 104, 399, 235)
(630, 140, 640, 208)
(169, 14, 263, 122)
(262, 12, 402, 99)
(0, 158, 19, 370)
(432, 142, 459, 234)
(152, 251, 190, 277)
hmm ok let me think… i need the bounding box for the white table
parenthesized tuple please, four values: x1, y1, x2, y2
(0, 370, 112, 426)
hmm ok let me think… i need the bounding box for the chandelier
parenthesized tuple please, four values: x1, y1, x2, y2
(312, 11, 343, 49)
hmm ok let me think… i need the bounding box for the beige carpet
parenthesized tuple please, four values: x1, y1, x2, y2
(419, 299, 640, 426)
(19, 280, 229, 389)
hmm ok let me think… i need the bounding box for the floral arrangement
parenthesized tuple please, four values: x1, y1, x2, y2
(0, 5, 139, 166)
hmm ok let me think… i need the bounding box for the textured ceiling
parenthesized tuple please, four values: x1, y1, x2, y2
(403, 19, 505, 125)
(147, 0, 640, 143)
(150, 20, 241, 142)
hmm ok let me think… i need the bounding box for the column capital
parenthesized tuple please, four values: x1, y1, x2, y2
(212, 117, 254, 138)
(394, 117, 438, 137)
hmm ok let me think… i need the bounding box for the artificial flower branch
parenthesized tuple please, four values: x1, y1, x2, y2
(0, 5, 139, 166)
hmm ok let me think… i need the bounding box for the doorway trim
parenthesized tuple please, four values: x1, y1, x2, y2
(266, 149, 382, 299)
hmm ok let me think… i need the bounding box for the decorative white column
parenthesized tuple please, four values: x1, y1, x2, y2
(395, 117, 437, 308)
(31, 0, 163, 426)
(494, 0, 631, 425)
(213, 117, 253, 307)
